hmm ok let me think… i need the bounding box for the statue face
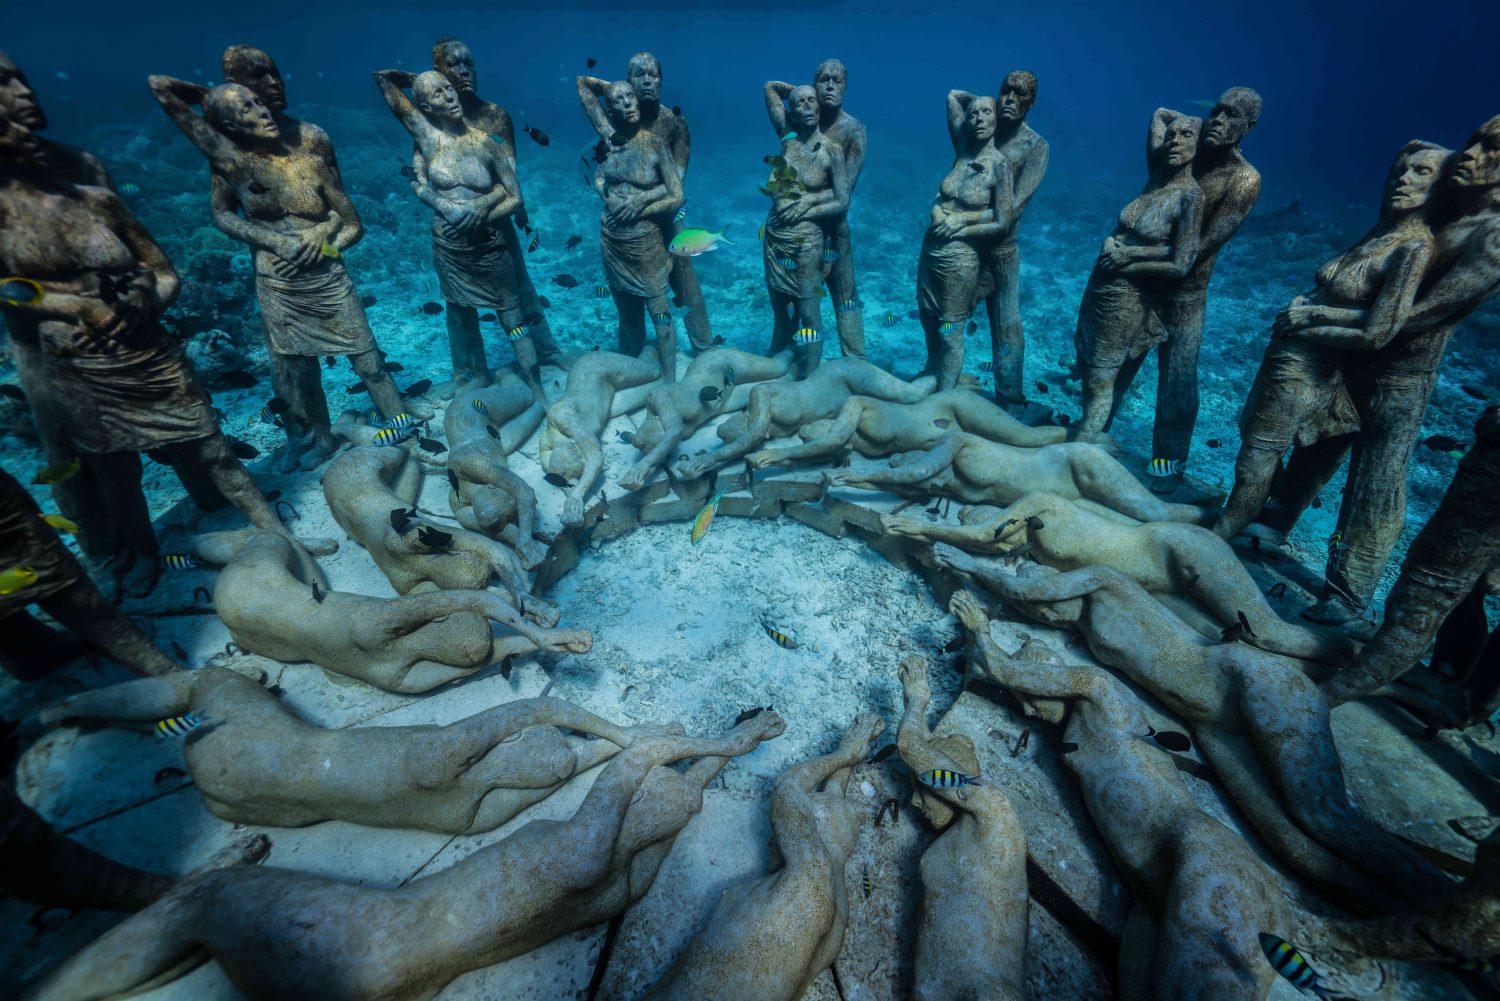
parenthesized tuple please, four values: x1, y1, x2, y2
(228, 50, 286, 113)
(997, 83, 1029, 123)
(1452, 121, 1500, 190)
(436, 42, 477, 95)
(1385, 147, 1446, 212)
(414, 72, 464, 122)
(1201, 101, 1251, 150)
(790, 87, 820, 130)
(1162, 116, 1200, 168)
(967, 98, 997, 143)
(626, 58, 661, 104)
(211, 85, 280, 142)
(814, 63, 845, 111)
(608, 84, 640, 126)
(0, 56, 45, 131)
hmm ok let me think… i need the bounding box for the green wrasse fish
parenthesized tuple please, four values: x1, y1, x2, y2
(41, 513, 79, 534)
(670, 225, 733, 257)
(32, 458, 82, 485)
(0, 566, 39, 595)
(690, 490, 724, 545)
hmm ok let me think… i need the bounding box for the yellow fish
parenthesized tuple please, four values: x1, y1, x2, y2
(32, 457, 82, 485)
(320, 243, 341, 259)
(42, 513, 79, 534)
(690, 490, 724, 545)
(0, 276, 45, 306)
(0, 566, 39, 595)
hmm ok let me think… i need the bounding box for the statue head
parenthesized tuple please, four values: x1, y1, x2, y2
(1201, 86, 1260, 151)
(997, 70, 1037, 124)
(1382, 140, 1451, 215)
(1452, 115, 1500, 191)
(203, 84, 280, 143)
(0, 51, 45, 131)
(813, 59, 847, 113)
(433, 37, 477, 96)
(911, 732, 982, 831)
(1156, 112, 1201, 170)
(469, 484, 518, 532)
(605, 80, 640, 128)
(631, 415, 666, 452)
(966, 95, 998, 145)
(626, 52, 662, 105)
(221, 45, 286, 113)
(543, 438, 586, 481)
(0, 115, 46, 168)
(788, 85, 820, 131)
(413, 70, 464, 123)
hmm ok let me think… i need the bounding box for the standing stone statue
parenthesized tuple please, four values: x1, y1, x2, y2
(764, 59, 867, 359)
(578, 52, 713, 352)
(430, 36, 560, 366)
(916, 90, 1014, 389)
(0, 113, 290, 597)
(149, 72, 409, 473)
(1149, 87, 1262, 495)
(970, 71, 1048, 409)
(1074, 108, 1204, 441)
(373, 69, 542, 398)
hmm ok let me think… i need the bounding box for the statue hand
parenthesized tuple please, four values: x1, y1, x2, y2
(273, 233, 321, 270)
(1273, 304, 1310, 337)
(70, 296, 140, 352)
(931, 215, 961, 240)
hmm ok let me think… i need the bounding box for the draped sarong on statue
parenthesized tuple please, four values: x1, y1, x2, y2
(254, 256, 375, 357)
(433, 222, 520, 311)
(763, 218, 828, 299)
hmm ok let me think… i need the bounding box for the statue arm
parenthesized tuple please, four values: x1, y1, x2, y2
(102, 190, 180, 311)
(1012, 137, 1048, 218)
(972, 639, 1109, 704)
(752, 398, 863, 465)
(206, 174, 279, 258)
(1115, 190, 1203, 278)
(1146, 107, 1173, 170)
(947, 91, 972, 158)
(839, 430, 963, 487)
(844, 120, 867, 189)
(318, 163, 366, 252)
(1400, 228, 1500, 331)
(636, 145, 685, 220)
(146, 75, 233, 165)
(763, 80, 793, 136)
(372, 70, 427, 138)
(576, 76, 613, 140)
(1198, 169, 1260, 256)
(1293, 240, 1433, 350)
(37, 673, 197, 728)
(800, 145, 850, 222)
(957, 158, 1017, 240)
(671, 112, 691, 176)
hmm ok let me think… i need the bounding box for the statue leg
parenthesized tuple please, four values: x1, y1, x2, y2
(508, 215, 561, 365)
(0, 611, 85, 680)
(1116, 902, 1157, 1001)
(350, 348, 411, 424)
(1254, 434, 1352, 540)
(767, 289, 796, 355)
(445, 303, 489, 387)
(795, 295, 825, 379)
(612, 289, 648, 357)
(667, 247, 715, 353)
(266, 352, 319, 473)
(985, 243, 1024, 406)
(38, 578, 180, 677)
(1064, 443, 1212, 524)
(166, 434, 281, 535)
(648, 294, 677, 383)
(826, 217, 864, 359)
(90, 450, 158, 599)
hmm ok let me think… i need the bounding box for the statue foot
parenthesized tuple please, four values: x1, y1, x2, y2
(931, 542, 978, 575)
(898, 654, 933, 701)
(1303, 592, 1365, 626)
(276, 440, 305, 474)
(617, 464, 652, 493)
(297, 436, 340, 472)
(200, 832, 272, 871)
(516, 539, 549, 570)
(121, 556, 160, 599)
(402, 398, 436, 421)
(948, 588, 988, 634)
(1147, 471, 1184, 496)
(674, 455, 717, 481)
(839, 711, 886, 753)
(729, 708, 787, 748)
(543, 628, 593, 655)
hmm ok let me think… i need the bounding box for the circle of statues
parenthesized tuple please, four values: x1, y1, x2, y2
(0, 38, 1498, 1001)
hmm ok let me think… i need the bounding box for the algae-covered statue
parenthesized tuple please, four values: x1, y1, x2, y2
(937, 547, 1443, 910)
(374, 68, 542, 396)
(23, 713, 787, 1001)
(642, 713, 882, 1001)
(148, 70, 408, 472)
(763, 60, 868, 360)
(578, 78, 683, 378)
(444, 373, 548, 568)
(950, 590, 1294, 998)
(38, 665, 667, 834)
(916, 91, 1014, 389)
(431, 36, 561, 366)
(0, 113, 289, 598)
(1074, 109, 1204, 441)
(578, 52, 714, 352)
(760, 83, 850, 378)
(895, 655, 1029, 1001)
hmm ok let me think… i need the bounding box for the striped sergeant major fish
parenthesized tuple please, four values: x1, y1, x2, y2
(507, 324, 530, 342)
(1259, 933, 1337, 998)
(371, 427, 411, 446)
(763, 625, 798, 649)
(383, 412, 419, 432)
(1148, 458, 1186, 477)
(917, 768, 983, 789)
(161, 554, 199, 571)
(155, 713, 211, 739)
(835, 298, 862, 313)
(793, 328, 821, 346)
(673, 200, 687, 225)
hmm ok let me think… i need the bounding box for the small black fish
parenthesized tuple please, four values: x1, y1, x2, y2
(966, 319, 978, 334)
(1035, 380, 1050, 395)
(0, 384, 24, 401)
(1012, 727, 1031, 757)
(992, 517, 1019, 539)
(361, 294, 377, 308)
(868, 743, 898, 764)
(416, 525, 453, 549)
(399, 165, 416, 181)
(324, 356, 337, 369)
(343, 381, 367, 395)
(266, 397, 290, 415)
(311, 582, 325, 604)
(1310, 494, 1324, 509)
(1059, 741, 1081, 754)
(404, 379, 433, 398)
(1236, 610, 1256, 637)
(228, 438, 260, 460)
(712, 335, 725, 345)
(154, 766, 188, 784)
(1204, 438, 1222, 449)
(543, 471, 574, 489)
(485, 425, 500, 441)
(586, 57, 597, 68)
(1220, 621, 1249, 643)
(523, 124, 549, 146)
(941, 634, 964, 654)
(389, 507, 414, 532)
(1423, 434, 1467, 455)
(1461, 384, 1489, 401)
(478, 312, 497, 323)
(616, 429, 637, 446)
(446, 468, 461, 493)
(1266, 582, 1287, 598)
(1026, 516, 1045, 531)
(552, 274, 580, 289)
(969, 161, 984, 172)
(169, 640, 187, 661)
(420, 301, 444, 316)
(384, 362, 405, 373)
(1008, 542, 1036, 558)
(565, 234, 583, 250)
(416, 436, 446, 455)
(733, 705, 771, 726)
(192, 586, 212, 604)
(219, 369, 259, 389)
(1146, 726, 1192, 753)
(699, 386, 722, 404)
(539, 295, 552, 309)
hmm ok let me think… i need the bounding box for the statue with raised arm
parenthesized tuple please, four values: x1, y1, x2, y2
(895, 655, 1029, 1001)
(642, 713, 883, 1001)
(444, 372, 548, 568)
(578, 52, 714, 352)
(949, 590, 1296, 998)
(828, 430, 1211, 524)
(38, 663, 671, 834)
(148, 73, 408, 473)
(578, 78, 683, 378)
(23, 713, 787, 1001)
(0, 112, 290, 598)
(760, 83, 850, 378)
(765, 60, 868, 359)
(431, 36, 561, 366)
(939, 551, 1443, 912)
(916, 90, 1014, 388)
(1074, 108, 1203, 440)
(374, 68, 542, 397)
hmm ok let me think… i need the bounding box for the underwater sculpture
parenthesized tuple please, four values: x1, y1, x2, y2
(760, 83, 851, 378)
(746, 388, 1111, 469)
(895, 655, 1029, 1001)
(0, 468, 178, 678)
(974, 71, 1049, 408)
(950, 590, 1292, 999)
(1074, 108, 1204, 440)
(1320, 405, 1500, 711)
(444, 373, 548, 568)
(829, 430, 1213, 525)
(431, 36, 561, 366)
(22, 713, 787, 1001)
(579, 52, 713, 353)
(0, 113, 288, 598)
(1236, 116, 1500, 623)
(373, 68, 541, 395)
(888, 491, 1355, 664)
(323, 439, 539, 603)
(540, 348, 662, 525)
(936, 547, 1444, 909)
(184, 529, 585, 692)
(148, 71, 408, 473)
(619, 346, 791, 491)
(38, 665, 656, 833)
(642, 713, 882, 1001)
(577, 78, 683, 378)
(916, 90, 1015, 389)
(764, 59, 868, 360)
(674, 357, 933, 480)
